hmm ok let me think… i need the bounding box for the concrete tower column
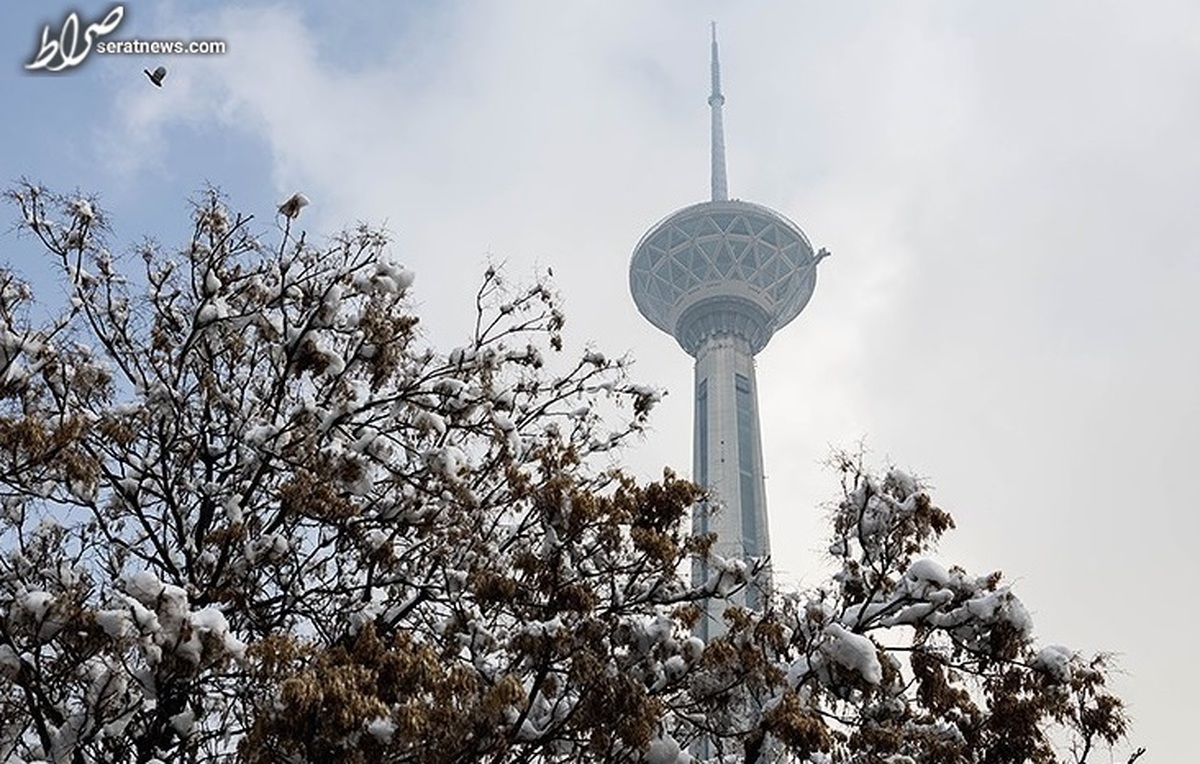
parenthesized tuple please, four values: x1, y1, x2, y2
(691, 334, 771, 641)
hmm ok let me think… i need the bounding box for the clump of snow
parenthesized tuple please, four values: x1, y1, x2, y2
(95, 609, 131, 639)
(203, 269, 221, 296)
(126, 598, 160, 634)
(492, 388, 515, 409)
(644, 732, 690, 764)
(244, 423, 279, 447)
(433, 377, 467, 396)
(170, 709, 195, 736)
(841, 600, 892, 628)
(119, 571, 244, 666)
(822, 623, 882, 685)
(0, 644, 21, 678)
(244, 422, 279, 446)
(896, 558, 953, 604)
(196, 297, 230, 324)
(506, 344, 543, 368)
(124, 571, 164, 606)
(366, 715, 397, 744)
(308, 332, 345, 378)
(414, 410, 447, 436)
(965, 589, 1032, 636)
(189, 607, 246, 660)
(663, 654, 687, 679)
(425, 445, 468, 481)
(245, 533, 291, 564)
(356, 258, 414, 296)
(223, 496, 244, 524)
(885, 468, 919, 498)
(69, 198, 95, 223)
(701, 554, 751, 598)
(630, 614, 676, 656)
(627, 383, 663, 413)
(884, 602, 938, 627)
(19, 590, 54, 621)
(904, 558, 949, 587)
(787, 656, 813, 688)
(367, 529, 388, 551)
(83, 656, 128, 710)
(1033, 644, 1075, 683)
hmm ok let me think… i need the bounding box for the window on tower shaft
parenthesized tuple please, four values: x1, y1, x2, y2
(696, 379, 708, 492)
(735, 373, 761, 609)
(693, 379, 709, 592)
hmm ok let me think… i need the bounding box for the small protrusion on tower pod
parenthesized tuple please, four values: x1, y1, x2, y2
(709, 22, 729, 202)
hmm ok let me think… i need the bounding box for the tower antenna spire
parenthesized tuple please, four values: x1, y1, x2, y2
(709, 21, 728, 201)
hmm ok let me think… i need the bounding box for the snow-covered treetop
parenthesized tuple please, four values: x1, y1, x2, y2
(0, 184, 1134, 764)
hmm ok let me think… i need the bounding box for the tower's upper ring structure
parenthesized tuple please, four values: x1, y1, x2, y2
(630, 199, 824, 356)
(629, 23, 827, 358)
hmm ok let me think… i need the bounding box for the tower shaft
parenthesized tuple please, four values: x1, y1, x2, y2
(691, 334, 770, 642)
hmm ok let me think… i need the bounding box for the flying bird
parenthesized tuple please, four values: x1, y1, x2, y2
(278, 193, 310, 219)
(143, 66, 167, 87)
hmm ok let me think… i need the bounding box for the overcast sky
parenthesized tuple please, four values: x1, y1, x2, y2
(4, 1, 1198, 758)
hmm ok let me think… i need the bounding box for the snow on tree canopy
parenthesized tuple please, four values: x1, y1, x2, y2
(0, 185, 1133, 764)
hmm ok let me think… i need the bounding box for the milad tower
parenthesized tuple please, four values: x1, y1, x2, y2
(629, 27, 828, 643)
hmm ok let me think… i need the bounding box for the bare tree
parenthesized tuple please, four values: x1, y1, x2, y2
(0, 183, 1135, 763)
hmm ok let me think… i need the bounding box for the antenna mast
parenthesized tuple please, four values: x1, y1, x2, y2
(709, 22, 728, 202)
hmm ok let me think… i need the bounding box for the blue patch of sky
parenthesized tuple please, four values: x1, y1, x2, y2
(1, 2, 281, 298)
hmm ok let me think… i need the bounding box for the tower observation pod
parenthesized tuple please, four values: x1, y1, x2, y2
(629, 25, 828, 644)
